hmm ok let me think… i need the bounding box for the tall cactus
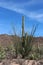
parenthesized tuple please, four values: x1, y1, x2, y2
(22, 16, 25, 48)
(19, 16, 37, 58)
(22, 16, 24, 37)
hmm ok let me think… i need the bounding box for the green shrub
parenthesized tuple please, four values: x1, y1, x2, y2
(6, 45, 16, 58)
(0, 46, 6, 60)
(28, 52, 40, 60)
(11, 16, 38, 59)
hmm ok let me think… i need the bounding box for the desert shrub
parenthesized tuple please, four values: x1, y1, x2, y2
(18, 24, 37, 58)
(28, 52, 40, 60)
(7, 44, 15, 51)
(6, 45, 16, 59)
(29, 45, 43, 60)
(18, 35, 33, 58)
(18, 34, 36, 59)
(38, 47, 43, 59)
(11, 16, 38, 59)
(0, 46, 6, 60)
(14, 42, 20, 58)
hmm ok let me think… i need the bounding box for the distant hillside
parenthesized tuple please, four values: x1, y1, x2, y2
(0, 34, 21, 47)
(0, 34, 43, 47)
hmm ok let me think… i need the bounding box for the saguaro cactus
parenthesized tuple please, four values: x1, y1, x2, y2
(22, 16, 24, 37)
(22, 16, 25, 48)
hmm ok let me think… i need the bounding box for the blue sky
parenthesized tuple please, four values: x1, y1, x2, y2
(0, 0, 43, 37)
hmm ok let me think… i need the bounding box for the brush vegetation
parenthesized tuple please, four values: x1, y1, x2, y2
(0, 16, 43, 60)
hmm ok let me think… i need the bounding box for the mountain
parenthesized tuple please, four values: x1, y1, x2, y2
(0, 34, 43, 47)
(0, 34, 21, 47)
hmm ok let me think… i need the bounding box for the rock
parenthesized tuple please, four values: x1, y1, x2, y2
(35, 61, 40, 65)
(2, 59, 11, 65)
(0, 63, 2, 65)
(28, 60, 35, 65)
(22, 60, 29, 65)
(38, 61, 43, 65)
(17, 54, 22, 59)
(1, 59, 43, 65)
(10, 62, 19, 65)
(11, 59, 25, 65)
